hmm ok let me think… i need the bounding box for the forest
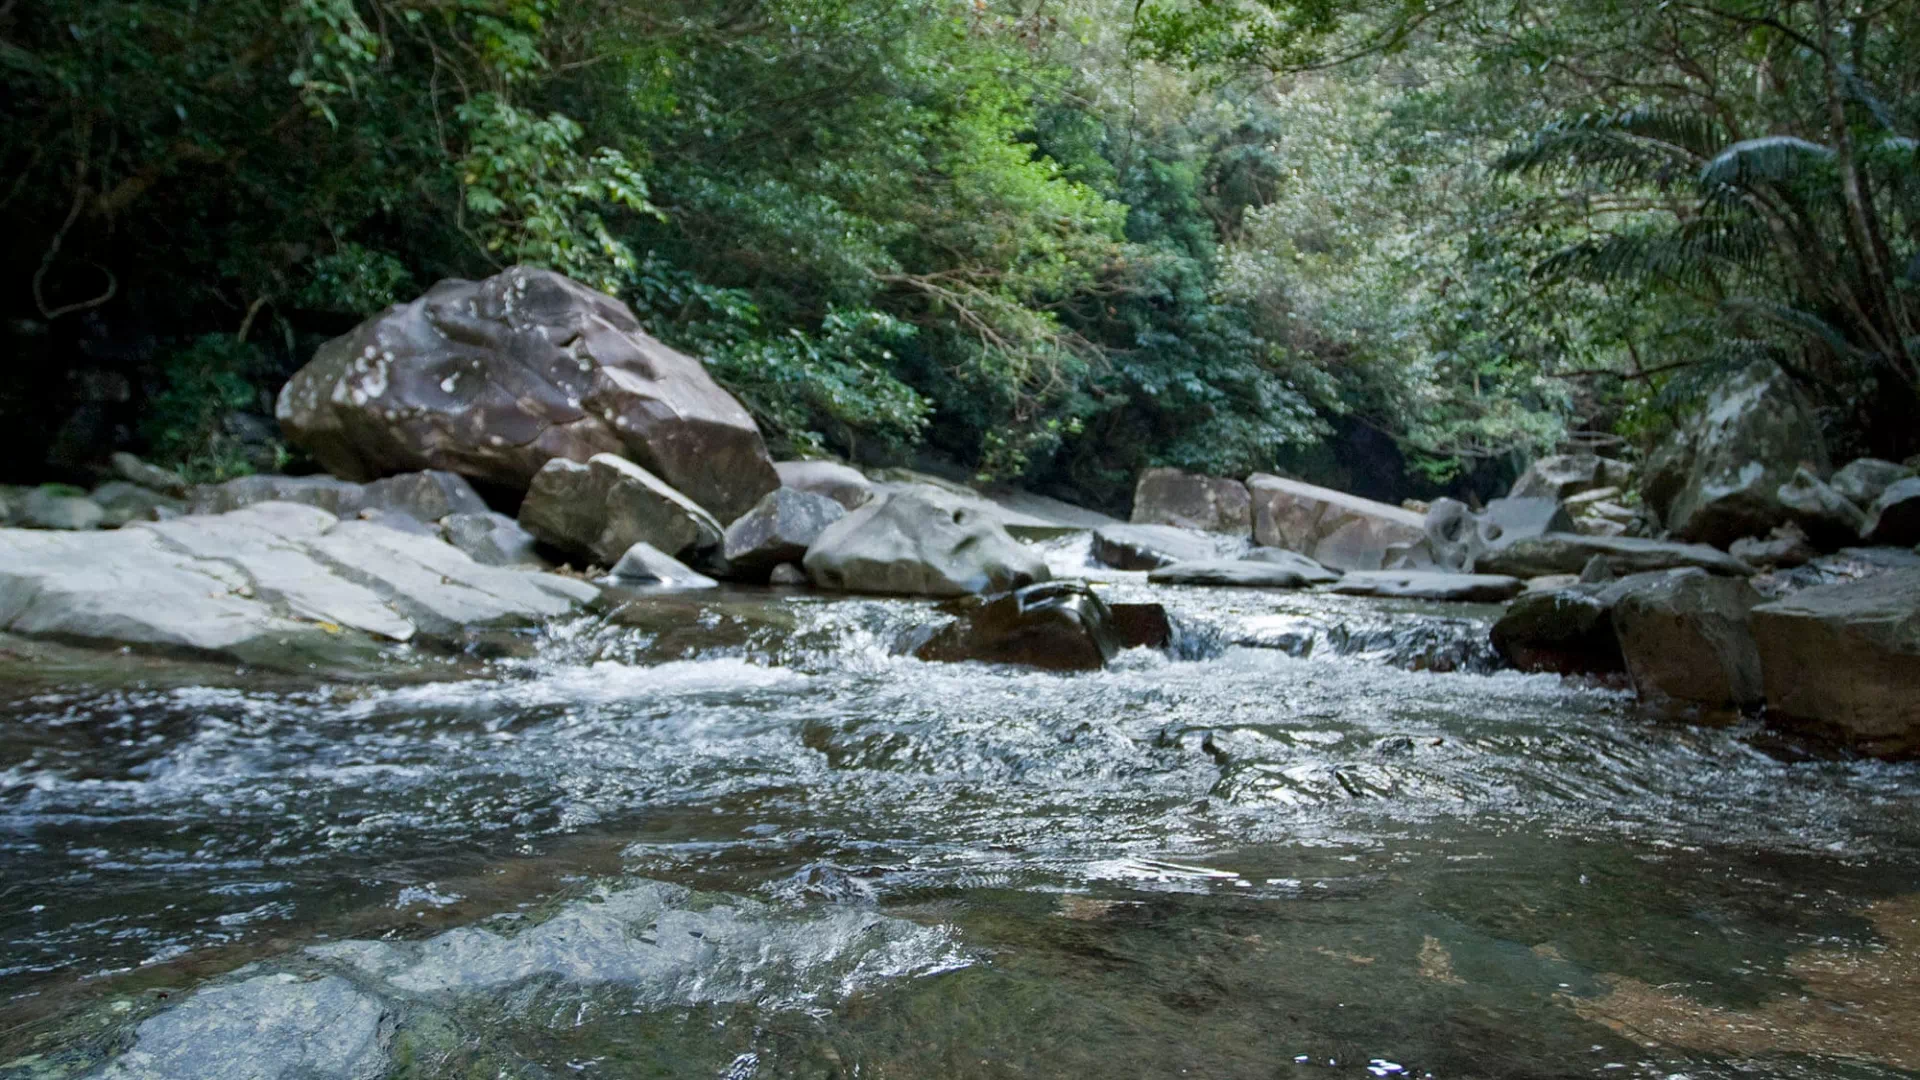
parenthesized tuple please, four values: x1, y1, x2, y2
(3, 0, 1916, 508)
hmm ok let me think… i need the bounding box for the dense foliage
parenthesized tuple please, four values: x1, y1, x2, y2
(4, 0, 1913, 500)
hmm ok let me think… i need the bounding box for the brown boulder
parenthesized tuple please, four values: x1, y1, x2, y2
(1751, 569, 1920, 755)
(277, 267, 778, 522)
(517, 454, 722, 567)
(1612, 570, 1764, 716)
(1130, 468, 1252, 537)
(1245, 474, 1425, 571)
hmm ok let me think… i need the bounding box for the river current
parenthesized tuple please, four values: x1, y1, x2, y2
(3, 539, 1919, 1077)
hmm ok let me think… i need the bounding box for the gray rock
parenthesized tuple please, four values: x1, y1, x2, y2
(1751, 569, 1920, 756)
(440, 511, 545, 567)
(722, 487, 846, 578)
(1130, 467, 1253, 537)
(20, 487, 104, 530)
(361, 468, 490, 522)
(803, 494, 1049, 597)
(1524, 573, 1582, 593)
(1578, 554, 1616, 584)
(1326, 570, 1525, 603)
(518, 454, 722, 567)
(190, 473, 367, 517)
(1477, 532, 1754, 578)
(768, 562, 808, 586)
(277, 267, 779, 523)
(1775, 465, 1868, 548)
(1425, 496, 1575, 573)
(1613, 569, 1764, 715)
(1830, 457, 1914, 508)
(1730, 524, 1818, 569)
(354, 508, 441, 537)
(607, 541, 718, 588)
(917, 581, 1123, 670)
(774, 459, 874, 510)
(1509, 454, 1633, 500)
(1245, 473, 1426, 571)
(96, 972, 386, 1080)
(90, 480, 186, 527)
(1091, 523, 1249, 570)
(110, 451, 189, 497)
(1148, 555, 1337, 588)
(1488, 570, 1688, 675)
(1864, 477, 1920, 546)
(1653, 362, 1829, 547)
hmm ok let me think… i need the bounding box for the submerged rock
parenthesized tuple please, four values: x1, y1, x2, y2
(607, 541, 718, 589)
(1091, 523, 1248, 570)
(774, 459, 875, 510)
(1148, 553, 1338, 588)
(1477, 533, 1753, 579)
(1751, 569, 1920, 756)
(1245, 473, 1425, 571)
(1130, 467, 1253, 537)
(1612, 570, 1764, 716)
(803, 494, 1049, 597)
(277, 266, 779, 522)
(517, 453, 722, 567)
(96, 973, 387, 1080)
(917, 580, 1125, 670)
(722, 487, 846, 579)
(1328, 570, 1525, 603)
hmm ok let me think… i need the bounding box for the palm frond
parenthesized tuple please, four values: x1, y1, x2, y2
(1534, 217, 1772, 287)
(1495, 107, 1724, 186)
(1698, 136, 1835, 190)
(1722, 297, 1870, 361)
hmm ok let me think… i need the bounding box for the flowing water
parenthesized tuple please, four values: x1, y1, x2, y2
(4, 540, 1920, 1078)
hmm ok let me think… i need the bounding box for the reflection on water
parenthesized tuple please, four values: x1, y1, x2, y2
(2, 573, 1919, 1078)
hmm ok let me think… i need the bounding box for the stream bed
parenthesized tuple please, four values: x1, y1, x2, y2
(3, 551, 1919, 1078)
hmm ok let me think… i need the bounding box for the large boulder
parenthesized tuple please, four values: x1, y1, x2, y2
(1147, 555, 1337, 589)
(1425, 496, 1574, 573)
(1751, 569, 1920, 755)
(773, 459, 874, 510)
(1490, 583, 1628, 675)
(1508, 454, 1633, 501)
(916, 581, 1123, 670)
(1091, 524, 1248, 570)
(1245, 473, 1425, 571)
(1130, 468, 1253, 537)
(1612, 570, 1764, 716)
(276, 267, 779, 522)
(1652, 362, 1829, 547)
(721, 487, 845, 579)
(802, 494, 1049, 597)
(518, 454, 722, 567)
(1477, 532, 1753, 579)
(1774, 465, 1867, 548)
(1830, 458, 1914, 509)
(1864, 478, 1920, 546)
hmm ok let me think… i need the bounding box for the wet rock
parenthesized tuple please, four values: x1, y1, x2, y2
(1864, 478, 1920, 546)
(20, 486, 104, 530)
(1730, 524, 1818, 570)
(722, 487, 846, 579)
(1751, 569, 1920, 756)
(1477, 532, 1753, 579)
(277, 267, 779, 522)
(1091, 523, 1248, 570)
(189, 473, 368, 518)
(607, 541, 718, 588)
(1652, 362, 1828, 547)
(803, 494, 1049, 597)
(1109, 602, 1173, 649)
(1775, 466, 1867, 548)
(440, 511, 544, 567)
(360, 468, 490, 523)
(1147, 554, 1339, 588)
(1612, 569, 1764, 716)
(1425, 496, 1574, 573)
(1489, 583, 1629, 675)
(89, 481, 184, 527)
(109, 451, 189, 497)
(517, 453, 722, 567)
(1245, 473, 1426, 571)
(1831, 458, 1914, 509)
(1509, 454, 1633, 500)
(1328, 570, 1525, 603)
(917, 580, 1123, 670)
(774, 459, 874, 510)
(1130, 467, 1253, 537)
(96, 972, 386, 1080)
(768, 562, 808, 586)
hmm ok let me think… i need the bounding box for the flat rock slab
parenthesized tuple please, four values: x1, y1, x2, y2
(1246, 474, 1425, 571)
(1477, 532, 1752, 578)
(1326, 570, 1525, 602)
(97, 973, 387, 1080)
(0, 501, 596, 667)
(1092, 524, 1249, 570)
(1148, 557, 1337, 588)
